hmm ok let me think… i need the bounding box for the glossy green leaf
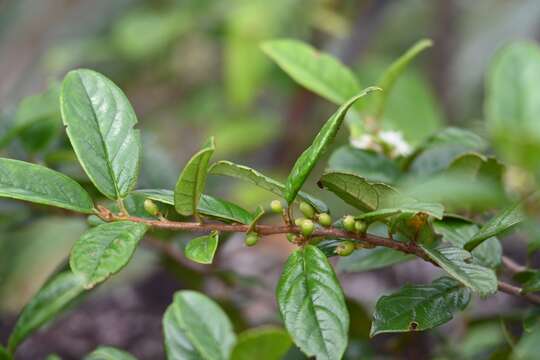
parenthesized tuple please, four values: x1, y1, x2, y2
(209, 160, 328, 212)
(185, 231, 219, 265)
(163, 290, 236, 360)
(0, 158, 94, 213)
(70, 221, 148, 289)
(60, 69, 141, 200)
(261, 39, 361, 105)
(277, 245, 348, 360)
(485, 42, 540, 171)
(230, 327, 292, 360)
(318, 171, 396, 212)
(174, 137, 215, 216)
(434, 217, 502, 268)
(8, 271, 86, 353)
(370, 39, 433, 118)
(327, 145, 401, 184)
(465, 202, 524, 251)
(371, 277, 470, 336)
(84, 346, 137, 360)
(284, 88, 380, 204)
(421, 245, 498, 297)
(338, 247, 414, 272)
(137, 189, 254, 224)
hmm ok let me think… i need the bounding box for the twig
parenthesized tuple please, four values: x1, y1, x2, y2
(502, 256, 527, 274)
(96, 209, 540, 305)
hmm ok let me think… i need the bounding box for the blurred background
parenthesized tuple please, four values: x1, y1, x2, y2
(1, 0, 540, 359)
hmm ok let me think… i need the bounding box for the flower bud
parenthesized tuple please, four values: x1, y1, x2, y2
(144, 199, 159, 217)
(270, 200, 283, 214)
(245, 232, 259, 247)
(335, 241, 355, 256)
(299, 202, 315, 219)
(354, 220, 367, 234)
(317, 213, 332, 227)
(301, 219, 315, 236)
(343, 215, 355, 232)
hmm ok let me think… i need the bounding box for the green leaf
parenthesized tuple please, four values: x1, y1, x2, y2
(0, 346, 11, 360)
(485, 42, 540, 171)
(261, 39, 361, 106)
(371, 277, 470, 336)
(137, 189, 254, 224)
(230, 327, 292, 360)
(174, 137, 215, 216)
(465, 202, 524, 251)
(60, 69, 141, 200)
(327, 145, 400, 184)
(277, 245, 348, 360)
(518, 271, 540, 294)
(284, 88, 380, 204)
(434, 217, 502, 268)
(338, 247, 414, 272)
(421, 245, 498, 297)
(370, 39, 433, 118)
(0, 158, 94, 213)
(162, 290, 236, 360)
(185, 231, 219, 264)
(512, 324, 540, 360)
(209, 160, 328, 212)
(318, 171, 396, 212)
(70, 221, 148, 289)
(84, 346, 137, 360)
(8, 271, 86, 353)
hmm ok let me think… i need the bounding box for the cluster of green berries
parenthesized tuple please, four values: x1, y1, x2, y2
(342, 215, 366, 234)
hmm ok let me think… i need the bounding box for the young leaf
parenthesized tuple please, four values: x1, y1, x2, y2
(371, 277, 470, 336)
(370, 39, 433, 118)
(8, 271, 86, 353)
(0, 158, 94, 213)
(84, 346, 136, 360)
(338, 247, 414, 273)
(277, 245, 348, 360)
(174, 137, 215, 217)
(185, 231, 219, 264)
(421, 245, 498, 297)
(261, 39, 361, 106)
(284, 88, 380, 204)
(70, 221, 148, 289)
(464, 202, 524, 251)
(60, 69, 141, 200)
(230, 327, 292, 360)
(137, 189, 254, 224)
(318, 171, 396, 212)
(209, 160, 328, 212)
(162, 290, 236, 360)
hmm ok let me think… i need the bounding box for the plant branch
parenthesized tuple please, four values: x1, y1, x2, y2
(96, 209, 540, 305)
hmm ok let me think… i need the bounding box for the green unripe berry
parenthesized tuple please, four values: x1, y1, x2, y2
(245, 232, 259, 247)
(335, 241, 355, 256)
(270, 200, 283, 214)
(295, 218, 304, 226)
(287, 233, 297, 243)
(299, 201, 315, 219)
(144, 199, 160, 216)
(301, 219, 315, 236)
(354, 220, 367, 234)
(317, 213, 332, 227)
(343, 215, 355, 232)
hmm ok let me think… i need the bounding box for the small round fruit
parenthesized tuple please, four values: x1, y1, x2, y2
(144, 199, 159, 216)
(294, 218, 304, 226)
(245, 232, 259, 247)
(299, 201, 315, 219)
(270, 200, 283, 214)
(301, 219, 315, 236)
(286, 233, 297, 243)
(317, 213, 332, 227)
(354, 220, 367, 234)
(343, 215, 355, 232)
(335, 241, 355, 256)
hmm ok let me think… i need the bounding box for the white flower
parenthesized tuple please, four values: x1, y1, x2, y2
(350, 134, 382, 152)
(378, 130, 412, 157)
